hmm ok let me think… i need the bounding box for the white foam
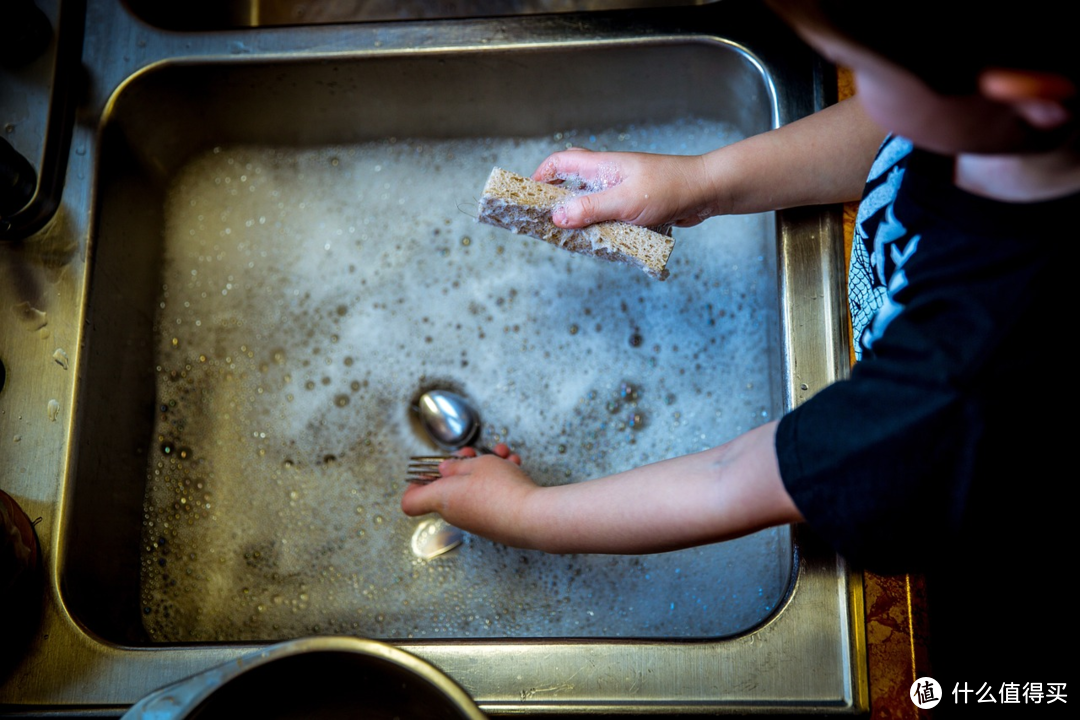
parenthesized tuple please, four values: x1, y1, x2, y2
(140, 119, 790, 642)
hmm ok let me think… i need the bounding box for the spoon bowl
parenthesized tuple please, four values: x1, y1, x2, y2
(415, 390, 480, 449)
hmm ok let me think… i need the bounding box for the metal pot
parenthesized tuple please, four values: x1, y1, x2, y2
(122, 637, 486, 719)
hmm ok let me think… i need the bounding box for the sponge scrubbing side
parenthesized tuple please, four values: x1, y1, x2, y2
(477, 167, 674, 280)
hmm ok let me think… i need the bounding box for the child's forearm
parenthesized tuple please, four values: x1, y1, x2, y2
(701, 97, 886, 215)
(536, 98, 885, 230)
(515, 422, 803, 554)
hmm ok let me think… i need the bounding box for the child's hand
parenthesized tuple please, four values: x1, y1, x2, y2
(401, 444, 539, 548)
(532, 148, 723, 230)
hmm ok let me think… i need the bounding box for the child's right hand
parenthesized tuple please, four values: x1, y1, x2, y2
(532, 148, 725, 230)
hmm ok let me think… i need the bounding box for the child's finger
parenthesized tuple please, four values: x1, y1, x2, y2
(401, 481, 436, 516)
(532, 148, 597, 183)
(491, 443, 523, 466)
(438, 456, 470, 477)
(553, 190, 626, 228)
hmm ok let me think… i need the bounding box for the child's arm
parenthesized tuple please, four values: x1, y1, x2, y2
(400, 421, 803, 554)
(535, 96, 885, 230)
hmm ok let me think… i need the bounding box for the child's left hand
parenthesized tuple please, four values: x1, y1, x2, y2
(401, 444, 540, 548)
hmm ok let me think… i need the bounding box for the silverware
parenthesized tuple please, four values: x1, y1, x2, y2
(415, 390, 480, 449)
(406, 455, 456, 485)
(405, 447, 494, 485)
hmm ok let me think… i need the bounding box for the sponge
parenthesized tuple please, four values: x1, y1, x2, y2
(477, 167, 674, 280)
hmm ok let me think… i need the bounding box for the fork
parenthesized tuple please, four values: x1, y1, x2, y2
(406, 455, 457, 485)
(405, 447, 495, 485)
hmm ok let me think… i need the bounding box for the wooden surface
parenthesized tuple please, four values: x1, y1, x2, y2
(837, 66, 933, 720)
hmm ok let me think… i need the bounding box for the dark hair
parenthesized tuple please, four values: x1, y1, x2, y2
(767, 1, 1080, 94)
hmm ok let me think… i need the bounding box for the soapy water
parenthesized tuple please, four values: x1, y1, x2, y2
(552, 161, 622, 193)
(140, 118, 790, 642)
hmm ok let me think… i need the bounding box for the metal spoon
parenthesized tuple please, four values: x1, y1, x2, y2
(410, 517, 463, 560)
(409, 390, 480, 559)
(415, 389, 481, 450)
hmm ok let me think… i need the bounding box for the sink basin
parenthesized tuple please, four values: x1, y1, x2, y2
(69, 40, 792, 646)
(1, 1, 863, 713)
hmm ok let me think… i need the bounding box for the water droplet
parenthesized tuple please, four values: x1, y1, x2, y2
(47, 399, 60, 421)
(334, 394, 350, 407)
(52, 348, 69, 370)
(13, 302, 48, 331)
(629, 332, 643, 348)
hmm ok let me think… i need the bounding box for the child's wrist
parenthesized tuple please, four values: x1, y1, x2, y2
(512, 484, 555, 552)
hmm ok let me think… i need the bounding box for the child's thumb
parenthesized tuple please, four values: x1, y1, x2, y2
(401, 482, 437, 516)
(552, 192, 615, 229)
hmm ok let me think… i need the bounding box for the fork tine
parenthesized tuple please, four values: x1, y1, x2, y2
(405, 454, 465, 485)
(407, 458, 444, 485)
(405, 464, 440, 472)
(405, 475, 438, 485)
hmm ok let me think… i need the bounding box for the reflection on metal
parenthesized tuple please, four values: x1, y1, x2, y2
(121, 637, 486, 720)
(0, 0, 85, 241)
(126, 0, 719, 30)
(0, 0, 865, 714)
(416, 390, 481, 449)
(411, 518, 465, 560)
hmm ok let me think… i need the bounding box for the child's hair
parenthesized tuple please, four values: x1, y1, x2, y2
(766, 1, 1080, 94)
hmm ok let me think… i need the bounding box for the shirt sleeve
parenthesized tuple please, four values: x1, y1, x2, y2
(775, 351, 978, 571)
(776, 185, 1059, 572)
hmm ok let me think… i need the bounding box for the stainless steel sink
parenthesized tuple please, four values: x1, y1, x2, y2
(0, 0, 863, 714)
